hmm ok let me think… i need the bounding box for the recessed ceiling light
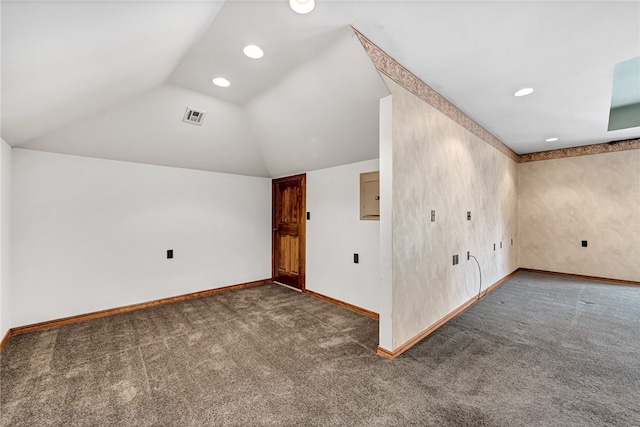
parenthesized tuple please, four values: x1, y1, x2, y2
(290, 0, 315, 14)
(243, 45, 264, 59)
(514, 88, 534, 97)
(212, 77, 230, 88)
(545, 137, 559, 142)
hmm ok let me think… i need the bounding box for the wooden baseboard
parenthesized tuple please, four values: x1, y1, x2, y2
(7, 279, 272, 340)
(0, 329, 11, 352)
(376, 346, 394, 359)
(377, 269, 519, 360)
(304, 289, 379, 320)
(520, 268, 640, 286)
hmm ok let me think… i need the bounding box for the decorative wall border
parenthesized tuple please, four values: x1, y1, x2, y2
(517, 138, 640, 163)
(353, 27, 519, 162)
(353, 28, 640, 164)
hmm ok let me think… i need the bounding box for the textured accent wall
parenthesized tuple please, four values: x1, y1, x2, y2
(519, 150, 640, 282)
(386, 76, 519, 349)
(354, 26, 638, 352)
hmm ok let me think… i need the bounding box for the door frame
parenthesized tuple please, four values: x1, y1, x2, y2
(272, 173, 306, 290)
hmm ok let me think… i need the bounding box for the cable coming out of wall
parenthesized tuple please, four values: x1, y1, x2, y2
(468, 254, 482, 300)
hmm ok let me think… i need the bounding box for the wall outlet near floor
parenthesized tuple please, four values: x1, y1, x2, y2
(354, 253, 359, 263)
(167, 249, 173, 259)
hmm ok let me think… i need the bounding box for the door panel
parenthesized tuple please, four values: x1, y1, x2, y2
(272, 174, 306, 290)
(278, 235, 300, 275)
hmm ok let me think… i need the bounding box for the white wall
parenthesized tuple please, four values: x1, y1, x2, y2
(0, 139, 12, 339)
(306, 159, 380, 313)
(0, 4, 9, 340)
(12, 149, 272, 327)
(379, 95, 393, 351)
(519, 150, 640, 282)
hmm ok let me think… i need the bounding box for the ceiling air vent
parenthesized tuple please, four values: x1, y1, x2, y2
(183, 107, 206, 126)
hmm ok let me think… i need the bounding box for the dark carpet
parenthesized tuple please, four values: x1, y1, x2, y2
(1, 272, 639, 426)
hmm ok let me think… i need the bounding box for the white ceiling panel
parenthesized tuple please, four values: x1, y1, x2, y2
(245, 27, 389, 177)
(2, 1, 223, 143)
(19, 85, 270, 177)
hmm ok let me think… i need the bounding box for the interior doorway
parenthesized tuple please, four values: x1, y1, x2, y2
(272, 174, 306, 290)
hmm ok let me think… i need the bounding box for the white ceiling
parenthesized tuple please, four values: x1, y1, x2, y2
(2, 1, 639, 177)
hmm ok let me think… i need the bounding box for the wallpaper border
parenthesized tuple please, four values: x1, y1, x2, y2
(517, 138, 640, 162)
(352, 28, 640, 164)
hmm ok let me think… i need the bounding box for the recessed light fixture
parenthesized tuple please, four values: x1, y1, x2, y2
(545, 137, 559, 142)
(290, 0, 315, 14)
(514, 88, 534, 97)
(243, 44, 264, 59)
(212, 77, 230, 88)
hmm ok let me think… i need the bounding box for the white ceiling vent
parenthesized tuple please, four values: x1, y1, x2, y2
(183, 107, 206, 126)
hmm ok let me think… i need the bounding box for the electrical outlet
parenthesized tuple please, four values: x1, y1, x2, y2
(493, 243, 496, 251)
(453, 254, 459, 265)
(431, 210, 436, 222)
(582, 240, 588, 247)
(467, 211, 472, 221)
(500, 242, 502, 249)
(511, 238, 513, 246)
(354, 253, 359, 263)
(467, 251, 470, 260)
(167, 249, 173, 259)
(306, 212, 310, 220)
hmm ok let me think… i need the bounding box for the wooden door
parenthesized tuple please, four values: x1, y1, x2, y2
(272, 174, 306, 290)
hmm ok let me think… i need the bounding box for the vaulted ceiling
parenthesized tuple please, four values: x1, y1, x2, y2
(2, 1, 639, 177)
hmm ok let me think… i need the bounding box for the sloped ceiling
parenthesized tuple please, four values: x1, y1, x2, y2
(2, 1, 639, 178)
(1, 1, 224, 144)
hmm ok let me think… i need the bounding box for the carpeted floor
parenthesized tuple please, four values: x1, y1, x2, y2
(1, 271, 639, 426)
